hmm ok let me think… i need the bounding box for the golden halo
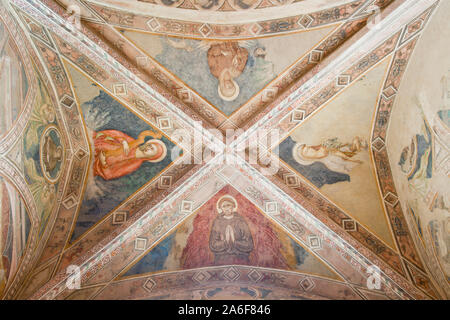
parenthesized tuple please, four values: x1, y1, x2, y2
(218, 69, 240, 102)
(292, 143, 315, 166)
(216, 194, 238, 213)
(145, 139, 167, 163)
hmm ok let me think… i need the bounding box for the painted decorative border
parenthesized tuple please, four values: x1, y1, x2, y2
(93, 265, 373, 300)
(244, 0, 441, 298)
(4, 0, 444, 301)
(9, 0, 214, 299)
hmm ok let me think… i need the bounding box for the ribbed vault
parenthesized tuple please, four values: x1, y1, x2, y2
(0, 0, 448, 300)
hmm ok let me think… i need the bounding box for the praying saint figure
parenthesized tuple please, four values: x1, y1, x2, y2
(209, 195, 254, 265)
(93, 129, 167, 180)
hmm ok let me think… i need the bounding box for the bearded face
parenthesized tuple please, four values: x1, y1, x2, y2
(139, 141, 159, 158)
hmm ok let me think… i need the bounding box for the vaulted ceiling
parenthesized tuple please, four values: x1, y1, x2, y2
(0, 0, 448, 300)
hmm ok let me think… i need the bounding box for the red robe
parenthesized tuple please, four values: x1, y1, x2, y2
(93, 130, 147, 181)
(180, 189, 289, 270)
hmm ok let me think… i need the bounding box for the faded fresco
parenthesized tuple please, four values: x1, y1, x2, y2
(23, 74, 62, 235)
(4, 0, 448, 300)
(174, 286, 280, 300)
(65, 63, 179, 242)
(139, 285, 306, 300)
(387, 0, 450, 282)
(278, 58, 396, 248)
(121, 185, 339, 280)
(0, 18, 29, 137)
(121, 27, 334, 115)
(143, 0, 298, 11)
(393, 102, 449, 280)
(390, 92, 449, 280)
(0, 176, 31, 296)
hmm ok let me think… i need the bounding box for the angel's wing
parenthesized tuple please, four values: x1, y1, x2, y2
(83, 107, 111, 131)
(195, 40, 215, 52)
(24, 122, 40, 151)
(24, 157, 45, 185)
(195, 40, 256, 53)
(28, 109, 41, 124)
(166, 37, 195, 52)
(237, 40, 257, 49)
(84, 167, 105, 200)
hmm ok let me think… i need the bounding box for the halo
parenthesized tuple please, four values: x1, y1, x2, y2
(216, 194, 238, 213)
(145, 139, 167, 163)
(218, 70, 240, 102)
(292, 143, 315, 166)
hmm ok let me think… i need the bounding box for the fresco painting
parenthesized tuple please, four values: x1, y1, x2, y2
(121, 185, 340, 280)
(185, 286, 274, 300)
(387, 0, 450, 282)
(0, 18, 29, 137)
(146, 285, 285, 300)
(398, 114, 434, 201)
(392, 101, 449, 280)
(147, 0, 298, 11)
(65, 62, 179, 243)
(2, 0, 448, 300)
(121, 26, 335, 115)
(6, 138, 25, 175)
(429, 217, 450, 280)
(23, 74, 62, 235)
(278, 58, 396, 248)
(0, 176, 31, 296)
